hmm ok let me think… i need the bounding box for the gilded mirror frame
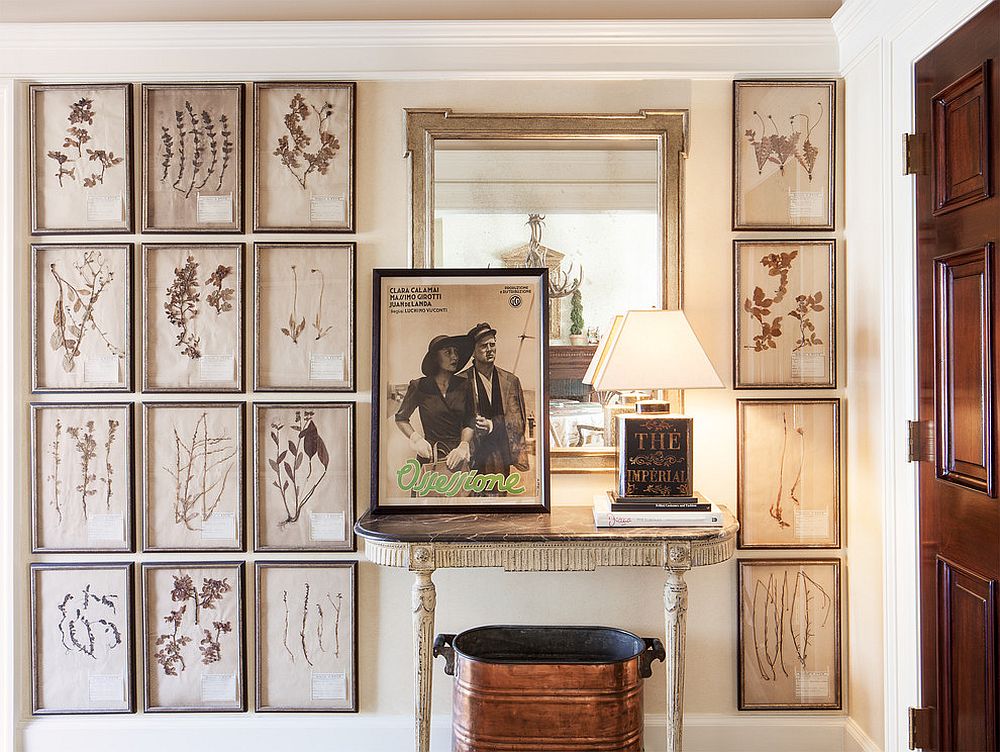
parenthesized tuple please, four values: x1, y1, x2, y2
(405, 109, 687, 472)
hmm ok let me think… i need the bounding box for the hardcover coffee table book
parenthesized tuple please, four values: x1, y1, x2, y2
(616, 401, 694, 502)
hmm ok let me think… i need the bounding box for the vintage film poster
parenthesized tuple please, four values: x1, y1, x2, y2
(30, 563, 135, 714)
(29, 84, 133, 234)
(255, 562, 357, 712)
(372, 269, 549, 513)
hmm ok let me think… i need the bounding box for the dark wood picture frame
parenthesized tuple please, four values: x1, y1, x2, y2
(254, 561, 359, 713)
(140, 401, 247, 553)
(30, 562, 136, 715)
(371, 267, 550, 514)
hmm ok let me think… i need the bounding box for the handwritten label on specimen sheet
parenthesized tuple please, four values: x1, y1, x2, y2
(311, 672, 347, 701)
(196, 194, 233, 224)
(309, 353, 345, 382)
(87, 514, 124, 543)
(795, 670, 830, 700)
(201, 512, 237, 541)
(201, 673, 237, 703)
(309, 511, 346, 542)
(83, 355, 120, 385)
(795, 509, 830, 540)
(788, 190, 824, 218)
(199, 354, 234, 383)
(310, 195, 346, 224)
(88, 674, 124, 705)
(86, 194, 123, 223)
(791, 351, 826, 382)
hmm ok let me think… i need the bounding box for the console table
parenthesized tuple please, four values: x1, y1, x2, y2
(355, 505, 738, 752)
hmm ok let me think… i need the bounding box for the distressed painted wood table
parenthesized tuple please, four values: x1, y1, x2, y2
(355, 504, 737, 752)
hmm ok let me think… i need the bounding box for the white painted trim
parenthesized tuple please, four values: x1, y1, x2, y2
(0, 19, 838, 79)
(844, 717, 882, 752)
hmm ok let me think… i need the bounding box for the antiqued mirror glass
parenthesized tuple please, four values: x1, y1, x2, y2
(406, 110, 686, 471)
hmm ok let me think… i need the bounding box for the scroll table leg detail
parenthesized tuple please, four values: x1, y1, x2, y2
(412, 569, 437, 752)
(664, 568, 689, 752)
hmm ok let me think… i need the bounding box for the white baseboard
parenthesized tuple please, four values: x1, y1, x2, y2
(20, 713, 883, 752)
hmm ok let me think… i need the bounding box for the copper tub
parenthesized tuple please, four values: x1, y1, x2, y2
(434, 625, 665, 752)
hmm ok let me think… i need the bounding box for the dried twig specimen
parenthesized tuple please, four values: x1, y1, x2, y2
(299, 583, 313, 667)
(310, 268, 333, 341)
(743, 250, 797, 353)
(102, 418, 119, 511)
(328, 592, 343, 658)
(48, 250, 123, 373)
(164, 255, 202, 359)
(280, 266, 306, 344)
(272, 94, 340, 190)
(282, 590, 294, 663)
(788, 291, 825, 352)
(205, 265, 235, 314)
(789, 570, 832, 668)
(267, 410, 331, 528)
(199, 620, 233, 665)
(159, 101, 233, 198)
(154, 606, 191, 676)
(66, 421, 97, 520)
(163, 412, 237, 531)
(789, 424, 806, 506)
(55, 585, 121, 660)
(47, 419, 64, 524)
(46, 97, 123, 188)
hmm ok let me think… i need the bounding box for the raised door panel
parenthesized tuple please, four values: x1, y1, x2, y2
(933, 62, 992, 215)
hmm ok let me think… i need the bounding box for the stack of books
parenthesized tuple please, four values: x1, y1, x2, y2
(593, 492, 723, 528)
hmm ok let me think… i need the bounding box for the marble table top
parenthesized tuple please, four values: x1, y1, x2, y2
(355, 504, 738, 544)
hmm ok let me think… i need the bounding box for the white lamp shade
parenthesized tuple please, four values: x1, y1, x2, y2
(585, 310, 723, 391)
(582, 314, 624, 386)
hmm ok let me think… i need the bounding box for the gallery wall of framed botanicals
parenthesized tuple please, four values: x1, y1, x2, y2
(26, 80, 359, 715)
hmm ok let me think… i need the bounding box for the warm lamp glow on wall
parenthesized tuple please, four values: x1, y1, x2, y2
(586, 310, 723, 503)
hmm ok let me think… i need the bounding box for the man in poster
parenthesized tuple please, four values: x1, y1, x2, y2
(458, 322, 529, 487)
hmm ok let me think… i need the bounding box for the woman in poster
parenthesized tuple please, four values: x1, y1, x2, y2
(393, 333, 476, 471)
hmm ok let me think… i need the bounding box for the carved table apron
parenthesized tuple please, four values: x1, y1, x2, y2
(355, 505, 737, 752)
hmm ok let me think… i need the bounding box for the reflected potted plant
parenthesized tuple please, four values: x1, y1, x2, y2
(568, 289, 587, 345)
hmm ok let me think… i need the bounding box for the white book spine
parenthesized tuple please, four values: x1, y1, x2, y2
(593, 510, 723, 528)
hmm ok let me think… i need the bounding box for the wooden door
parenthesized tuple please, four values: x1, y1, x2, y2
(916, 3, 1000, 750)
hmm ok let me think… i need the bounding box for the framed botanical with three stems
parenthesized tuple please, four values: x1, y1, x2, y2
(31, 402, 133, 553)
(255, 562, 358, 712)
(733, 80, 836, 230)
(141, 83, 244, 233)
(29, 83, 133, 234)
(142, 562, 246, 713)
(31, 563, 135, 715)
(253, 402, 355, 551)
(737, 399, 840, 549)
(734, 239, 836, 389)
(141, 402, 245, 552)
(253, 82, 356, 232)
(32, 244, 132, 392)
(738, 558, 841, 710)
(253, 243, 356, 391)
(142, 243, 244, 392)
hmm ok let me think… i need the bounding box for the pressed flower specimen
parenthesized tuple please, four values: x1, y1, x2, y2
(155, 573, 234, 676)
(159, 101, 234, 198)
(279, 583, 342, 665)
(162, 411, 237, 531)
(154, 605, 191, 676)
(164, 255, 202, 359)
(47, 419, 64, 524)
(205, 265, 235, 314)
(743, 250, 797, 353)
(310, 268, 334, 341)
(788, 292, 825, 352)
(46, 97, 124, 188)
(743, 100, 824, 182)
(280, 266, 306, 344)
(66, 421, 98, 521)
(56, 584, 122, 659)
(267, 410, 330, 528)
(272, 94, 341, 190)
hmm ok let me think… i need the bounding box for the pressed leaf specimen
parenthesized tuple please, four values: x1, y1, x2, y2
(66, 421, 98, 521)
(102, 418, 119, 511)
(280, 266, 306, 344)
(48, 250, 124, 374)
(272, 94, 341, 190)
(743, 100, 824, 183)
(743, 250, 796, 353)
(267, 410, 330, 528)
(47, 419, 63, 524)
(199, 620, 233, 665)
(158, 101, 234, 198)
(788, 291, 825, 352)
(55, 584, 122, 660)
(154, 605, 192, 676)
(155, 574, 234, 676)
(205, 265, 235, 315)
(46, 98, 123, 189)
(162, 411, 237, 531)
(164, 255, 202, 359)
(310, 268, 334, 341)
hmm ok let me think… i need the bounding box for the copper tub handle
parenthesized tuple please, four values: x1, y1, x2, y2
(639, 637, 666, 678)
(434, 633, 457, 675)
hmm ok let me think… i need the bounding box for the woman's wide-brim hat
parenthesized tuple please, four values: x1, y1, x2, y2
(421, 334, 473, 377)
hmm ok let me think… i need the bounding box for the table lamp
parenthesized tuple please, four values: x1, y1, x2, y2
(586, 310, 723, 504)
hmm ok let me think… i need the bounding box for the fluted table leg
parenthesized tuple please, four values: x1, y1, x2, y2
(664, 567, 689, 752)
(412, 567, 437, 752)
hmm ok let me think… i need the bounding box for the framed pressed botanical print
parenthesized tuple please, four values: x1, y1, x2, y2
(255, 562, 358, 712)
(253, 402, 355, 552)
(253, 243, 356, 391)
(735, 239, 836, 389)
(142, 243, 244, 392)
(733, 80, 836, 230)
(142, 562, 246, 713)
(31, 402, 133, 553)
(32, 244, 132, 392)
(738, 558, 842, 710)
(253, 82, 356, 232)
(31, 563, 135, 715)
(29, 84, 133, 234)
(372, 268, 549, 514)
(141, 83, 244, 233)
(142, 402, 245, 552)
(737, 399, 840, 549)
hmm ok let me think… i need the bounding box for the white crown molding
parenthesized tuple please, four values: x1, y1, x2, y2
(0, 19, 838, 79)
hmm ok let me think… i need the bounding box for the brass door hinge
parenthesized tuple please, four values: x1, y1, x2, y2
(903, 132, 927, 175)
(909, 706, 934, 749)
(907, 420, 923, 462)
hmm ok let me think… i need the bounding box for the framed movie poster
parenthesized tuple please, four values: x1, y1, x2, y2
(733, 80, 836, 230)
(31, 563, 135, 715)
(32, 243, 132, 392)
(142, 562, 246, 713)
(253, 82, 356, 232)
(141, 83, 244, 233)
(31, 402, 133, 553)
(738, 559, 842, 710)
(253, 243, 356, 391)
(253, 402, 355, 552)
(737, 399, 840, 549)
(255, 562, 358, 712)
(29, 83, 133, 234)
(735, 239, 836, 389)
(142, 243, 244, 392)
(142, 402, 245, 552)
(372, 269, 549, 513)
